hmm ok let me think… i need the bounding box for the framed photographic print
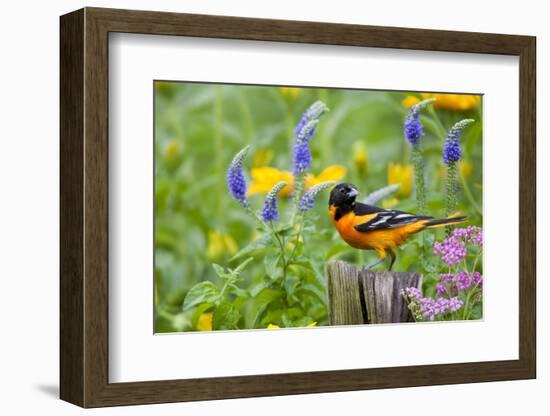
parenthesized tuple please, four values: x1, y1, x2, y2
(60, 7, 536, 408)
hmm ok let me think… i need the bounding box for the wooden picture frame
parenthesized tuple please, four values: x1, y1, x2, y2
(60, 7, 536, 408)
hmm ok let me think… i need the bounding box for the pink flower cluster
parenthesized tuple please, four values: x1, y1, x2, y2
(401, 287, 464, 321)
(402, 226, 483, 322)
(433, 236, 467, 265)
(433, 226, 483, 265)
(435, 271, 483, 297)
(452, 226, 483, 246)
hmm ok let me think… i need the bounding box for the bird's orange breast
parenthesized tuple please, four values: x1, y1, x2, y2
(329, 205, 377, 250)
(329, 205, 426, 252)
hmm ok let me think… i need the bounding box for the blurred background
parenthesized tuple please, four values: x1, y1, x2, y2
(154, 82, 482, 332)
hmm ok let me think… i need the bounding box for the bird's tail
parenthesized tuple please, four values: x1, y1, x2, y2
(425, 213, 467, 229)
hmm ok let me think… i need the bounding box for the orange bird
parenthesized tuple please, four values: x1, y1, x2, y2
(329, 183, 465, 270)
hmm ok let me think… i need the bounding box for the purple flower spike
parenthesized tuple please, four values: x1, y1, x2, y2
(404, 107, 423, 144)
(443, 119, 474, 164)
(227, 145, 250, 206)
(299, 181, 335, 212)
(294, 100, 329, 136)
(293, 121, 317, 175)
(293, 101, 329, 175)
(261, 181, 287, 222)
(443, 134, 461, 163)
(403, 98, 434, 145)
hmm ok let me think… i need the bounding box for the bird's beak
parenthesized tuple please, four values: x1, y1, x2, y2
(347, 188, 359, 198)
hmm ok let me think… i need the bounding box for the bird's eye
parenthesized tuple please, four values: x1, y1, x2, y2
(340, 188, 346, 193)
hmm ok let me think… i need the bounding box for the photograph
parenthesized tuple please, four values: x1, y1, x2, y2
(153, 81, 483, 333)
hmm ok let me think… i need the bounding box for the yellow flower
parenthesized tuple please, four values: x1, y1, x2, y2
(164, 140, 179, 158)
(267, 323, 280, 329)
(387, 162, 413, 198)
(206, 230, 238, 260)
(248, 165, 346, 196)
(247, 167, 294, 196)
(402, 95, 421, 108)
(252, 149, 274, 168)
(196, 312, 213, 331)
(305, 165, 347, 187)
(352, 141, 368, 174)
(223, 235, 238, 254)
(421, 93, 480, 111)
(458, 160, 473, 178)
(279, 87, 302, 98)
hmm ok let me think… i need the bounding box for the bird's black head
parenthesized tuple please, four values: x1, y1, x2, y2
(329, 183, 359, 209)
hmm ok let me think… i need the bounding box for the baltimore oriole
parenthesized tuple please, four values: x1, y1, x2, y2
(329, 183, 466, 270)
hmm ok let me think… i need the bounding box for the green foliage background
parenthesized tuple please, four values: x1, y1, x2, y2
(154, 82, 483, 332)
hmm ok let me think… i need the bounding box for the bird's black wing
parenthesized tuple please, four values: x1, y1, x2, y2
(353, 202, 432, 232)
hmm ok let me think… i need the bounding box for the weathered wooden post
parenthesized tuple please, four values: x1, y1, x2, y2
(325, 260, 422, 325)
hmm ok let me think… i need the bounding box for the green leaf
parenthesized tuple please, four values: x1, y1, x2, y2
(281, 313, 293, 328)
(264, 253, 280, 280)
(420, 256, 439, 273)
(182, 281, 220, 311)
(422, 272, 439, 298)
(233, 257, 254, 274)
(262, 308, 284, 326)
(295, 283, 327, 305)
(229, 234, 272, 261)
(228, 283, 249, 299)
(212, 302, 241, 330)
(212, 264, 227, 279)
(292, 257, 324, 286)
(246, 287, 283, 328)
(292, 316, 316, 327)
(468, 302, 483, 320)
(277, 224, 296, 237)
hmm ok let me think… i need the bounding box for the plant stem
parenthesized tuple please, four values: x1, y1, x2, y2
(268, 222, 288, 281)
(465, 289, 481, 320)
(292, 173, 305, 223)
(287, 213, 303, 264)
(471, 250, 482, 274)
(462, 282, 481, 320)
(445, 161, 458, 236)
(412, 143, 426, 214)
(412, 142, 426, 254)
(244, 204, 269, 232)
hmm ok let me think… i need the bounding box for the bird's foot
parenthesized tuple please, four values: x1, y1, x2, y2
(365, 258, 385, 270)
